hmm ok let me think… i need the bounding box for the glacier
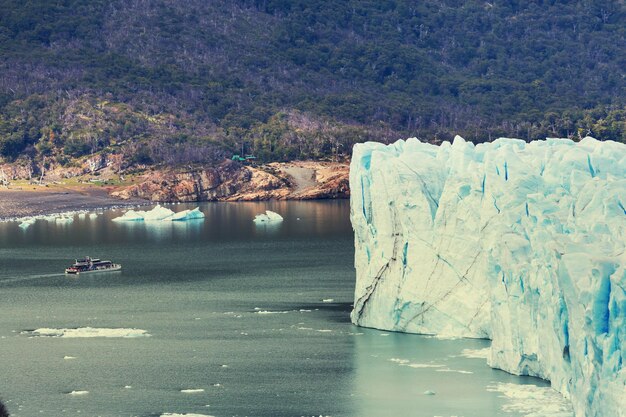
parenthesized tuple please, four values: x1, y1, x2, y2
(350, 136, 626, 417)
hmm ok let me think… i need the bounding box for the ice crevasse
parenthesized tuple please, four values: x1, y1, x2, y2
(350, 136, 625, 417)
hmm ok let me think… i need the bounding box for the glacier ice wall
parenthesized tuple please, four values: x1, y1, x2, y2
(350, 136, 626, 417)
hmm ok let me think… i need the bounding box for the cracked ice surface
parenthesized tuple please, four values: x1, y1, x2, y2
(350, 136, 626, 417)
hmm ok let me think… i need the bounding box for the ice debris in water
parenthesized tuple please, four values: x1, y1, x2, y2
(113, 204, 205, 222)
(18, 217, 36, 229)
(55, 215, 74, 224)
(460, 347, 491, 359)
(253, 210, 283, 224)
(161, 414, 215, 417)
(67, 390, 89, 396)
(350, 136, 626, 417)
(25, 327, 151, 338)
(487, 383, 573, 417)
(171, 207, 205, 221)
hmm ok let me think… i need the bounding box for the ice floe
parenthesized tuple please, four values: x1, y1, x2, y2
(171, 207, 205, 221)
(67, 390, 89, 396)
(435, 368, 473, 374)
(460, 347, 490, 359)
(255, 310, 290, 314)
(112, 209, 145, 222)
(487, 382, 573, 417)
(113, 204, 205, 222)
(18, 217, 36, 229)
(24, 327, 151, 338)
(253, 210, 283, 224)
(161, 414, 215, 417)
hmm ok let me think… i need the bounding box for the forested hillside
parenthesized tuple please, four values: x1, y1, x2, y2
(0, 0, 624, 167)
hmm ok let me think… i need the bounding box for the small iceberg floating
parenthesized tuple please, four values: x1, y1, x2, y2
(18, 217, 36, 229)
(112, 209, 145, 222)
(171, 207, 205, 221)
(55, 215, 74, 224)
(113, 205, 205, 222)
(253, 210, 283, 224)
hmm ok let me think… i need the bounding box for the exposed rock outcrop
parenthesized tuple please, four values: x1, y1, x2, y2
(112, 160, 349, 202)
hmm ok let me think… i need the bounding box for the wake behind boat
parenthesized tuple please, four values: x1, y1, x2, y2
(65, 257, 121, 274)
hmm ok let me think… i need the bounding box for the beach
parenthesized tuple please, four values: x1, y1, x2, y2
(0, 186, 144, 220)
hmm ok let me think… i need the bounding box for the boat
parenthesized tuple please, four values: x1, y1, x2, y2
(65, 256, 122, 274)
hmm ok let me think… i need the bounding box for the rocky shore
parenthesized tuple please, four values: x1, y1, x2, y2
(0, 159, 349, 219)
(111, 160, 349, 202)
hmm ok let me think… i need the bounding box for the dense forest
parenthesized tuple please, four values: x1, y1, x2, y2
(0, 0, 624, 167)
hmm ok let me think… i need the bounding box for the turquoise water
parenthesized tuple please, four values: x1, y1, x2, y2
(0, 201, 549, 417)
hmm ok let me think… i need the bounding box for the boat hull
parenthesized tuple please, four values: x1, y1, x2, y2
(65, 264, 122, 275)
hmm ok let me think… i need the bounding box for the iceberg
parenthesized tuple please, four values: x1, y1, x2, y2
(18, 217, 36, 229)
(350, 136, 626, 417)
(113, 205, 204, 222)
(112, 209, 145, 222)
(171, 207, 205, 221)
(141, 204, 175, 221)
(253, 210, 283, 224)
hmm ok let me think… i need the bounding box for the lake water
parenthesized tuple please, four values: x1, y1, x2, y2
(0, 200, 559, 417)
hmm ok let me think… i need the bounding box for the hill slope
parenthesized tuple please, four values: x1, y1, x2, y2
(0, 0, 624, 167)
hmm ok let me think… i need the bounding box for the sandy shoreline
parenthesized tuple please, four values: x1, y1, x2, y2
(0, 186, 146, 221)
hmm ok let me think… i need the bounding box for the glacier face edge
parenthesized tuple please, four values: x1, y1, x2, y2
(350, 136, 626, 417)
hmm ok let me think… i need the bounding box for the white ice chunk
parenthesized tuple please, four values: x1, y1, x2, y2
(253, 210, 283, 224)
(18, 218, 36, 229)
(113, 205, 204, 222)
(161, 414, 215, 417)
(460, 348, 490, 359)
(112, 210, 145, 222)
(141, 204, 175, 221)
(26, 327, 151, 338)
(171, 207, 205, 221)
(67, 391, 89, 396)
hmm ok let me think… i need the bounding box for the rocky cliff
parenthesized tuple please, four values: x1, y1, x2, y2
(112, 160, 349, 202)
